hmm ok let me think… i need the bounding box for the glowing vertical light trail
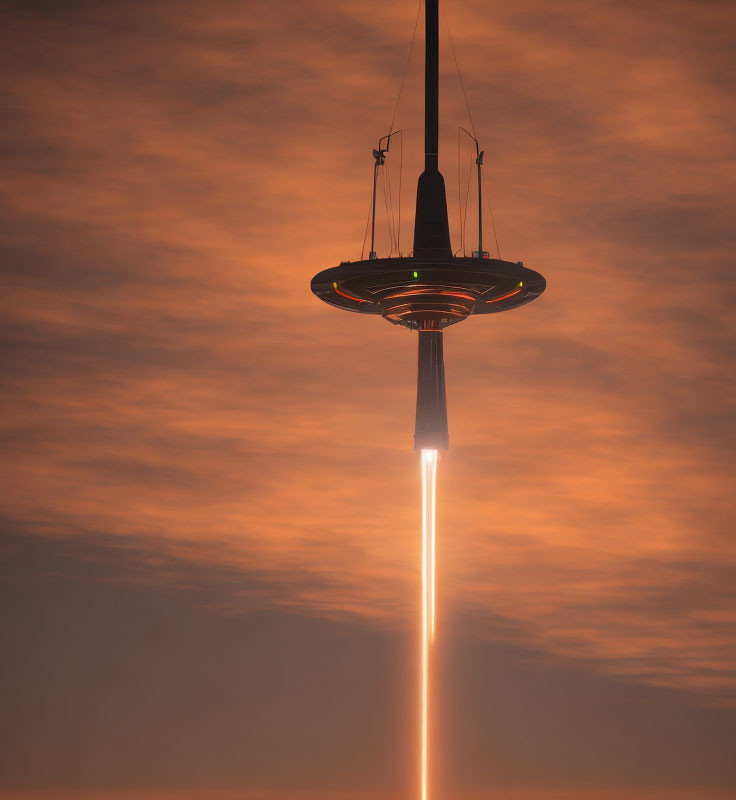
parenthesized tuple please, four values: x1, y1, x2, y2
(421, 447, 438, 800)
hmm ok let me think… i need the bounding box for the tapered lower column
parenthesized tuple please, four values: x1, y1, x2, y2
(414, 330, 449, 451)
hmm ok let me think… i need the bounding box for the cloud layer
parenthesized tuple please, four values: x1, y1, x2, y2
(1, 2, 735, 792)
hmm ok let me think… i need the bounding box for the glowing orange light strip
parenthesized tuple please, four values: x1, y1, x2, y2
(486, 286, 522, 303)
(332, 282, 368, 303)
(383, 290, 476, 301)
(421, 448, 438, 800)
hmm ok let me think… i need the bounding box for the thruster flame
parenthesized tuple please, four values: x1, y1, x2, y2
(421, 448, 438, 800)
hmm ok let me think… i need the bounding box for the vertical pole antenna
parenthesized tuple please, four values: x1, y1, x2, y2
(413, 0, 451, 258)
(370, 145, 386, 260)
(477, 149, 484, 257)
(425, 0, 439, 172)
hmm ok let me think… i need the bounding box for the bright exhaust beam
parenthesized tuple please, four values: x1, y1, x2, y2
(421, 448, 438, 800)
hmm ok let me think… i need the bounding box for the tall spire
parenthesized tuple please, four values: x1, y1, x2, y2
(424, 0, 440, 172)
(311, 0, 547, 446)
(413, 0, 452, 259)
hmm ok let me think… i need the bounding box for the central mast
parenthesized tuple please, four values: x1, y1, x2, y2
(413, 0, 452, 260)
(413, 0, 451, 451)
(424, 0, 440, 173)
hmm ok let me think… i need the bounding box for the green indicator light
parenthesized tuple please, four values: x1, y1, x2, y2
(413, 271, 418, 278)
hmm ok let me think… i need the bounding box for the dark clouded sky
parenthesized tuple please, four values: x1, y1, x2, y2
(1, 0, 735, 798)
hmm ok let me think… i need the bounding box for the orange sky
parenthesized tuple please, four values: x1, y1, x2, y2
(1, 0, 735, 797)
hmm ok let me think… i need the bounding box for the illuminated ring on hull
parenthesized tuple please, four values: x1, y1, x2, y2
(311, 256, 545, 330)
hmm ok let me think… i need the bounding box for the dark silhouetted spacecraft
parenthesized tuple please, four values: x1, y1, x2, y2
(311, 0, 545, 451)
